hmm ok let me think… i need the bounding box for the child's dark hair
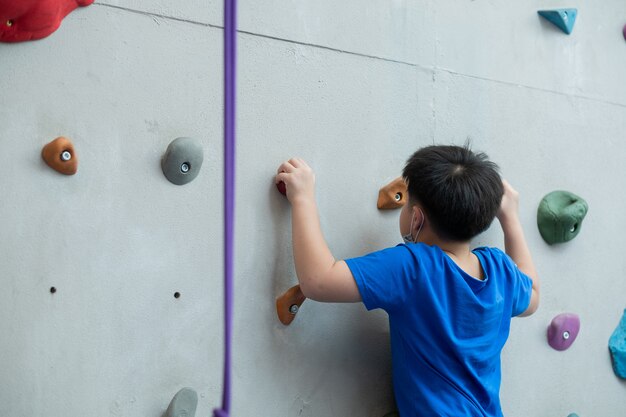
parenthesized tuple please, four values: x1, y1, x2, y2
(402, 144, 503, 242)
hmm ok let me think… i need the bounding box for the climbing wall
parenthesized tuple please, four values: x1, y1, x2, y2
(0, 1, 625, 416)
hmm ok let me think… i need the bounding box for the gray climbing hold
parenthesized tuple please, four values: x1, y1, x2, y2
(537, 191, 588, 245)
(161, 137, 204, 185)
(166, 387, 198, 417)
(609, 309, 626, 379)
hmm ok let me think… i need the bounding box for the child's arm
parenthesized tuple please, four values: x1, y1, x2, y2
(276, 158, 361, 303)
(497, 180, 540, 316)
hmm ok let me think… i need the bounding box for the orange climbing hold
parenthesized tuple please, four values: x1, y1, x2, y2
(377, 177, 408, 210)
(276, 285, 306, 325)
(41, 136, 78, 175)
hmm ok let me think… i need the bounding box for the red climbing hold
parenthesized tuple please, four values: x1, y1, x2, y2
(276, 181, 287, 196)
(0, 0, 93, 43)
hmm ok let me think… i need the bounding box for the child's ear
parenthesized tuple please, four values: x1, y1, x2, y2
(413, 206, 426, 227)
(411, 205, 419, 219)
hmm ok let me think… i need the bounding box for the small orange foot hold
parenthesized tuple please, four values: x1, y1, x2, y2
(377, 177, 407, 210)
(41, 136, 78, 175)
(276, 285, 306, 325)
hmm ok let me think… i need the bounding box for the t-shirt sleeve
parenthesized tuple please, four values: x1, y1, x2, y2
(501, 251, 534, 317)
(345, 244, 418, 312)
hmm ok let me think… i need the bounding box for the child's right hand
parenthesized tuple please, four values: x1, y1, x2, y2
(497, 179, 520, 223)
(275, 158, 316, 205)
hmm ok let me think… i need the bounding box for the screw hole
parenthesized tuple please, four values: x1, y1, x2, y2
(570, 223, 578, 233)
(394, 192, 402, 202)
(50, 287, 57, 294)
(60, 150, 72, 161)
(180, 162, 190, 174)
(289, 304, 299, 314)
(6, 20, 13, 27)
(174, 292, 181, 299)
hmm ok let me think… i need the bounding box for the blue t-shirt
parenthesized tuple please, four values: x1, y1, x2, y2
(345, 243, 532, 417)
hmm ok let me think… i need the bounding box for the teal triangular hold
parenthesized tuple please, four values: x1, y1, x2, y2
(609, 309, 626, 379)
(538, 9, 577, 35)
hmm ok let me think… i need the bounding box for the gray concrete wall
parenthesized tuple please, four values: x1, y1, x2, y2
(0, 1, 625, 416)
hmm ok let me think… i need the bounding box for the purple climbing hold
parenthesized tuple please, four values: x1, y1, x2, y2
(623, 24, 626, 41)
(547, 313, 580, 351)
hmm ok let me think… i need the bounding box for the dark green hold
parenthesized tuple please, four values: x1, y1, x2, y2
(537, 191, 588, 245)
(161, 137, 204, 185)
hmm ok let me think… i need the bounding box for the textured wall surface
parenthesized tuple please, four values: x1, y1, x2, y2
(0, 1, 625, 416)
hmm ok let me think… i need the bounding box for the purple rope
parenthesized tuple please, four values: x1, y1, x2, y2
(214, 0, 236, 416)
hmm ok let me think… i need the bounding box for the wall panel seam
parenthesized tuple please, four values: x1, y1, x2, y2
(93, 2, 626, 109)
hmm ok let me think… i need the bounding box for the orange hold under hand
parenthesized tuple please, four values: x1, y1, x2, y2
(276, 285, 306, 325)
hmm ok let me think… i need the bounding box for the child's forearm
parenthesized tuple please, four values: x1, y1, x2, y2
(496, 180, 539, 316)
(291, 198, 336, 294)
(500, 215, 537, 278)
(500, 214, 540, 291)
(276, 158, 360, 302)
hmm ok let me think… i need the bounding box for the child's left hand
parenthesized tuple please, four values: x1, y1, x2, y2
(275, 158, 316, 205)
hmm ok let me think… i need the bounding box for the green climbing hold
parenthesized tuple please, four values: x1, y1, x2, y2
(537, 191, 588, 245)
(609, 309, 626, 379)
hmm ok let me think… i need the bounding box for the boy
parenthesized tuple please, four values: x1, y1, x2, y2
(275, 145, 539, 417)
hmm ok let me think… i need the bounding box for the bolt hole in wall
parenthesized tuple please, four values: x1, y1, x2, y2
(174, 292, 181, 299)
(49, 287, 56, 294)
(60, 150, 72, 161)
